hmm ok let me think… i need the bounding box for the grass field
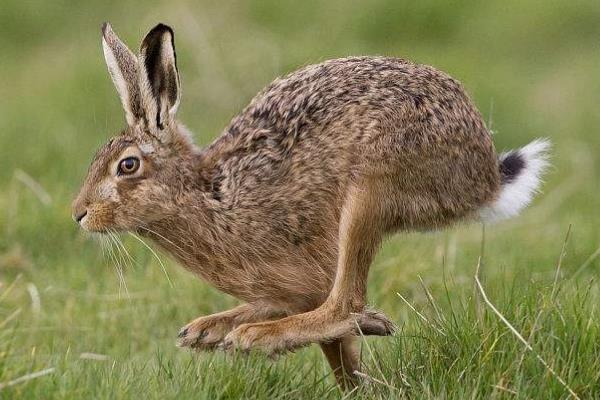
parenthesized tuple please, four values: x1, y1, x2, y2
(1, 1, 600, 398)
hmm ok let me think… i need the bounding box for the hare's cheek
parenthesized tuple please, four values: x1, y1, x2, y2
(96, 179, 120, 203)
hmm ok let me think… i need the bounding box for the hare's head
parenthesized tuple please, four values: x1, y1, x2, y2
(72, 23, 197, 232)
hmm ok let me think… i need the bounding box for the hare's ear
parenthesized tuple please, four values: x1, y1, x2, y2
(138, 23, 181, 137)
(101, 23, 143, 126)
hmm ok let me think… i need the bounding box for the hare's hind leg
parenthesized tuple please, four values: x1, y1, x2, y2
(222, 183, 394, 354)
(177, 303, 286, 350)
(320, 336, 360, 389)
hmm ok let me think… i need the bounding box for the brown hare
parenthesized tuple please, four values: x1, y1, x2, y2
(72, 22, 549, 388)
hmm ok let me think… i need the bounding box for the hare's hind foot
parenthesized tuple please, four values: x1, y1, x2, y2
(177, 303, 286, 350)
(220, 307, 395, 355)
(320, 336, 361, 390)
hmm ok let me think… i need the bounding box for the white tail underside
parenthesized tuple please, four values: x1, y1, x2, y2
(479, 138, 551, 223)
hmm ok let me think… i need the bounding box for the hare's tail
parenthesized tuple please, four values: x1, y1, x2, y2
(479, 138, 551, 223)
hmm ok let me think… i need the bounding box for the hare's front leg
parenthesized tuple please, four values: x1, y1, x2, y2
(177, 303, 286, 350)
(222, 183, 395, 354)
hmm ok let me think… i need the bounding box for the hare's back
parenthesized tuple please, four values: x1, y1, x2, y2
(228, 57, 445, 141)
(226, 56, 493, 157)
(212, 56, 499, 233)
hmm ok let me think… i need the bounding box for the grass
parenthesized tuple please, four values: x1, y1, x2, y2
(1, 0, 600, 398)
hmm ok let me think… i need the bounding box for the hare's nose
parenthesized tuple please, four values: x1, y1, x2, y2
(72, 195, 89, 224)
(74, 210, 88, 224)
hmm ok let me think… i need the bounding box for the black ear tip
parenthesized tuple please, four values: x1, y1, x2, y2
(149, 23, 174, 36)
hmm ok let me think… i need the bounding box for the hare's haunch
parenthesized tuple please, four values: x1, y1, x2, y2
(73, 23, 549, 388)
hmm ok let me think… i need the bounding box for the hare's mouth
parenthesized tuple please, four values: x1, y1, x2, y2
(78, 212, 116, 234)
(79, 218, 107, 233)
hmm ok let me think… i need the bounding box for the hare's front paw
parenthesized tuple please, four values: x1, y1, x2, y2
(177, 315, 233, 350)
(220, 308, 396, 355)
(221, 322, 296, 355)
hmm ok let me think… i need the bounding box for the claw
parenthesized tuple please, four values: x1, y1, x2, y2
(178, 327, 189, 338)
(189, 330, 208, 347)
(178, 328, 211, 348)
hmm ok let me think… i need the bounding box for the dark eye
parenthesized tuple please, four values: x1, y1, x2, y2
(118, 157, 140, 175)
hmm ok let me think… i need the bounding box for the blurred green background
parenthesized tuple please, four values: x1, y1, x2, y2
(1, 0, 599, 398)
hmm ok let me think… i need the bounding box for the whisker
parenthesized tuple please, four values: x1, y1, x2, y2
(104, 234, 123, 297)
(106, 230, 130, 298)
(103, 233, 118, 271)
(112, 231, 136, 270)
(108, 234, 126, 297)
(128, 232, 174, 288)
(131, 217, 188, 255)
(99, 236, 108, 259)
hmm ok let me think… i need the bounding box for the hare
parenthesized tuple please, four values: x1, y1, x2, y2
(72, 22, 549, 388)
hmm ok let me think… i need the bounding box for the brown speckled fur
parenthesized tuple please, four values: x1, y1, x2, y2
(74, 23, 517, 388)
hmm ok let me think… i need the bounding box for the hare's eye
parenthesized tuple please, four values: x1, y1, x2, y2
(118, 157, 140, 175)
